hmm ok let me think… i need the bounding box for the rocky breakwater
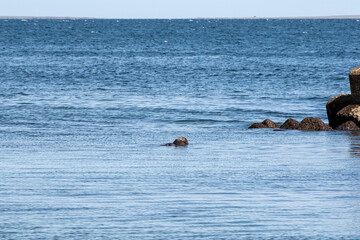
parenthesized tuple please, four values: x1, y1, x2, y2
(249, 117, 332, 131)
(250, 66, 360, 131)
(326, 66, 360, 131)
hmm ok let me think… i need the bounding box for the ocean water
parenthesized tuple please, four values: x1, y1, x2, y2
(0, 19, 360, 239)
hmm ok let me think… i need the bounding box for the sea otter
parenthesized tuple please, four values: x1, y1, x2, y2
(164, 137, 189, 146)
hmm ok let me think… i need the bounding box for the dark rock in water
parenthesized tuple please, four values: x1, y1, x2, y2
(280, 118, 300, 129)
(249, 119, 279, 129)
(326, 94, 353, 128)
(248, 123, 268, 129)
(262, 119, 280, 128)
(349, 66, 360, 103)
(336, 121, 360, 131)
(164, 137, 189, 146)
(336, 104, 360, 127)
(298, 117, 332, 131)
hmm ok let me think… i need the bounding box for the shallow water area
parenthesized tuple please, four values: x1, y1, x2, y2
(0, 19, 360, 239)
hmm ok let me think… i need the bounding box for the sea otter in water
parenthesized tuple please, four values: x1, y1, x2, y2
(164, 137, 189, 146)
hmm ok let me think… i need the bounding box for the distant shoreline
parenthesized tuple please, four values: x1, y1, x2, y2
(1, 15, 360, 20)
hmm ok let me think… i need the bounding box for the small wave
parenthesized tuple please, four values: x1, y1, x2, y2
(16, 92, 30, 96)
(96, 87, 108, 91)
(303, 96, 331, 101)
(17, 102, 34, 105)
(174, 119, 242, 123)
(53, 105, 79, 110)
(225, 69, 238, 72)
(228, 107, 285, 115)
(0, 92, 30, 97)
(1, 206, 91, 212)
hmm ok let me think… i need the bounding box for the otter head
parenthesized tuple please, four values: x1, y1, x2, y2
(172, 137, 189, 146)
(164, 137, 189, 146)
(177, 137, 189, 145)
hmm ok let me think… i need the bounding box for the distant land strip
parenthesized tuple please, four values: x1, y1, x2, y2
(0, 15, 360, 20)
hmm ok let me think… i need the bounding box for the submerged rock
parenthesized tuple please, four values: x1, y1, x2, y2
(262, 119, 280, 128)
(280, 118, 300, 130)
(326, 94, 353, 128)
(336, 104, 360, 127)
(297, 117, 332, 131)
(249, 119, 279, 129)
(336, 121, 360, 131)
(248, 123, 268, 129)
(164, 137, 189, 146)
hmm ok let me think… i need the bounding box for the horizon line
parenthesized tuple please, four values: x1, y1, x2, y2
(1, 15, 360, 20)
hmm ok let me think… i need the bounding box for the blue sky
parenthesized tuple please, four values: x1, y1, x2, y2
(0, 0, 359, 18)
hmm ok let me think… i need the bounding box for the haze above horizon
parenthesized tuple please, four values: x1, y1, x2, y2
(0, 0, 359, 19)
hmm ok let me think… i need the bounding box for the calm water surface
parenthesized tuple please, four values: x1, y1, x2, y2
(0, 19, 360, 239)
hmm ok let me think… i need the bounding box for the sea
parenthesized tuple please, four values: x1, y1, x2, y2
(0, 19, 360, 239)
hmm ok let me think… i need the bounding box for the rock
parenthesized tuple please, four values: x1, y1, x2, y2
(164, 137, 189, 146)
(280, 118, 300, 129)
(336, 104, 360, 127)
(249, 119, 279, 129)
(298, 117, 332, 131)
(336, 121, 360, 131)
(262, 119, 280, 128)
(349, 66, 360, 103)
(326, 94, 353, 128)
(248, 123, 268, 129)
